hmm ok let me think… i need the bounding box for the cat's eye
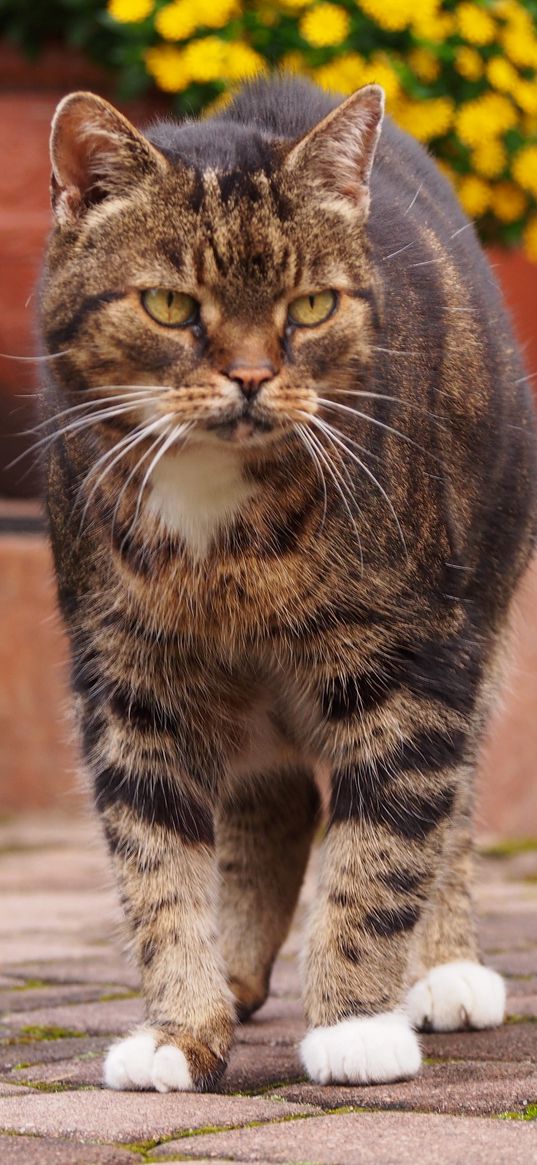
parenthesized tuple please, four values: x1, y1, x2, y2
(141, 288, 199, 328)
(287, 290, 337, 328)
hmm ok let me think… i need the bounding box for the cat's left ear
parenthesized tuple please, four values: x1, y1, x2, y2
(50, 91, 169, 226)
(284, 84, 384, 219)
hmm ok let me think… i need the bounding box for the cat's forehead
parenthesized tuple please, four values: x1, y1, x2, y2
(155, 163, 351, 306)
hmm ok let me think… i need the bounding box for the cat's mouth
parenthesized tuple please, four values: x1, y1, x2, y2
(204, 402, 277, 444)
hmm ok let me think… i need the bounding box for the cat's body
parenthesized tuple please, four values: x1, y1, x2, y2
(41, 76, 536, 1091)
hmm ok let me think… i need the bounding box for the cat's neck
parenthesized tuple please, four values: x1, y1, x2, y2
(145, 439, 257, 559)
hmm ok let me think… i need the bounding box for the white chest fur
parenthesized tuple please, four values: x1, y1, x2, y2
(145, 441, 257, 558)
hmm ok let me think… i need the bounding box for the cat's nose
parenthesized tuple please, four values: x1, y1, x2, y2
(226, 363, 275, 400)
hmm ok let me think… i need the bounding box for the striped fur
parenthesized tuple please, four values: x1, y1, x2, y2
(41, 76, 536, 1088)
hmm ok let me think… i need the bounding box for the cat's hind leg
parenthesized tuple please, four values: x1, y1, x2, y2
(406, 782, 505, 1033)
(217, 765, 320, 1021)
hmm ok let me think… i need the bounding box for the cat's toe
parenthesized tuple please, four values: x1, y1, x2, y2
(407, 961, 506, 1032)
(300, 1011, 421, 1085)
(104, 1031, 156, 1090)
(151, 1045, 193, 1092)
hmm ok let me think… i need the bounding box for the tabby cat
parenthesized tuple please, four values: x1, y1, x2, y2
(41, 75, 536, 1091)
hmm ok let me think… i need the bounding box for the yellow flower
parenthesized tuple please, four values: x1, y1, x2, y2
(155, 1, 198, 42)
(486, 55, 518, 93)
(454, 46, 484, 81)
(490, 181, 527, 223)
(222, 41, 266, 80)
(408, 48, 441, 84)
(472, 139, 507, 178)
(300, 3, 350, 48)
(179, 36, 228, 82)
(456, 94, 517, 147)
(456, 2, 496, 45)
(315, 52, 366, 95)
(195, 0, 240, 30)
(108, 0, 153, 22)
(277, 0, 312, 8)
(361, 0, 435, 34)
(412, 8, 455, 41)
(512, 145, 537, 198)
(523, 216, 537, 263)
(145, 44, 187, 91)
(360, 55, 400, 102)
(394, 97, 454, 143)
(458, 175, 491, 217)
(279, 51, 310, 75)
(513, 81, 537, 116)
(502, 27, 537, 69)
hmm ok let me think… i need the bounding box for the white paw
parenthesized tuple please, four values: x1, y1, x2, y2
(407, 961, 506, 1032)
(104, 1031, 194, 1092)
(300, 1011, 421, 1085)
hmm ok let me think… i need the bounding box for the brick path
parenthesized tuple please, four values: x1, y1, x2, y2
(1, 813, 536, 1164)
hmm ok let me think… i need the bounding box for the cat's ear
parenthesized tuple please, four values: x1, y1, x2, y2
(50, 91, 168, 226)
(284, 84, 384, 219)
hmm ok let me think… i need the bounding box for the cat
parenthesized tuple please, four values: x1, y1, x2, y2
(41, 74, 536, 1092)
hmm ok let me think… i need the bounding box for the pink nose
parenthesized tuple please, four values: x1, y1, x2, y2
(226, 363, 275, 400)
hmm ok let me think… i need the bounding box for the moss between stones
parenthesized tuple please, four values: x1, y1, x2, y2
(17, 1025, 85, 1041)
(480, 838, 537, 859)
(498, 1103, 537, 1120)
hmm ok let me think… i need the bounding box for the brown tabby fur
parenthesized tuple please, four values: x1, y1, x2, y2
(41, 76, 536, 1089)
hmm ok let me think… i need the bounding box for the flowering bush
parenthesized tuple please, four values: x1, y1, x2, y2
(3, 0, 537, 256)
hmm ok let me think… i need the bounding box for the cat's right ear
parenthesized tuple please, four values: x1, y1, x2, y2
(49, 91, 168, 226)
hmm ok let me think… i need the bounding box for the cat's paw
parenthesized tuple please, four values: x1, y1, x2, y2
(406, 961, 506, 1032)
(300, 1011, 421, 1085)
(104, 1030, 193, 1092)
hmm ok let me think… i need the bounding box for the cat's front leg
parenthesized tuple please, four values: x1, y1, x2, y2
(301, 695, 471, 1086)
(79, 675, 235, 1092)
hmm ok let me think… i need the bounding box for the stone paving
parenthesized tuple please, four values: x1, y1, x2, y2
(0, 812, 536, 1164)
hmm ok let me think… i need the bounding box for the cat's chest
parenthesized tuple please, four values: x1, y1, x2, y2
(145, 443, 258, 559)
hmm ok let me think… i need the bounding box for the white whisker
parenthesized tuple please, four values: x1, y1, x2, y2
(129, 422, 192, 540)
(308, 413, 408, 558)
(317, 398, 443, 466)
(0, 349, 72, 363)
(77, 417, 170, 534)
(403, 182, 423, 216)
(323, 389, 445, 424)
(296, 423, 328, 535)
(298, 419, 364, 572)
(382, 239, 418, 262)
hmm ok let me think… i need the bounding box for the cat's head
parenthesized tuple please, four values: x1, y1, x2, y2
(42, 82, 383, 457)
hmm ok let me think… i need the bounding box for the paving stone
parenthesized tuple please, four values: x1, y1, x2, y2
(0, 1082, 38, 1096)
(235, 998, 306, 1047)
(153, 1110, 537, 1164)
(478, 910, 537, 952)
(0, 1090, 319, 1141)
(507, 994, 537, 1018)
(0, 984, 116, 1015)
(10, 1056, 104, 1090)
(221, 1043, 303, 1093)
(268, 959, 300, 1000)
(0, 1037, 109, 1075)
(0, 1135, 138, 1164)
(490, 951, 537, 978)
(2, 999, 143, 1039)
(6, 959, 139, 990)
(422, 1021, 537, 1063)
(277, 1058, 537, 1116)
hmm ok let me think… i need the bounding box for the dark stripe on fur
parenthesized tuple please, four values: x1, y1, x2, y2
(110, 686, 177, 735)
(46, 291, 126, 351)
(95, 764, 214, 845)
(363, 903, 421, 937)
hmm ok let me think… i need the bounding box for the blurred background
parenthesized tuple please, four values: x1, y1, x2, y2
(1, 0, 536, 837)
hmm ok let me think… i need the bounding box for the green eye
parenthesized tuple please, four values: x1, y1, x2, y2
(287, 290, 337, 328)
(141, 288, 199, 327)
